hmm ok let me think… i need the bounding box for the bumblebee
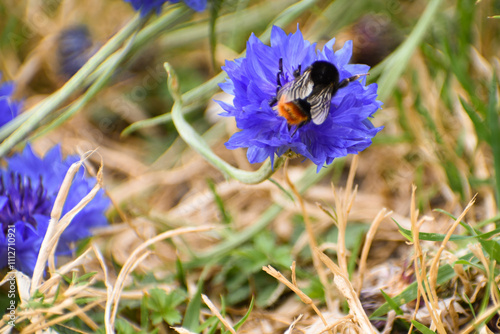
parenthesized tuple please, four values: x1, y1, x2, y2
(270, 59, 367, 135)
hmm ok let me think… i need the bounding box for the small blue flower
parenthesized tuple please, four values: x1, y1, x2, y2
(124, 0, 206, 15)
(0, 145, 110, 275)
(57, 25, 96, 78)
(218, 26, 383, 171)
(0, 73, 21, 128)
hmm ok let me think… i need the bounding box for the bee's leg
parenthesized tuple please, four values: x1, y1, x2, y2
(276, 58, 284, 93)
(270, 58, 284, 106)
(293, 64, 302, 78)
(338, 73, 369, 88)
(290, 119, 308, 137)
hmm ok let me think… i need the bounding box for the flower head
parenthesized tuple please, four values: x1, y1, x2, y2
(218, 26, 383, 171)
(124, 0, 206, 15)
(0, 73, 21, 128)
(0, 145, 110, 275)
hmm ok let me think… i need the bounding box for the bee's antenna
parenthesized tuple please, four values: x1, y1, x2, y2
(276, 58, 283, 94)
(270, 58, 284, 106)
(338, 73, 369, 88)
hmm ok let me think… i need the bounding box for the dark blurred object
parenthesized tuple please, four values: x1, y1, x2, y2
(350, 14, 402, 67)
(57, 25, 96, 78)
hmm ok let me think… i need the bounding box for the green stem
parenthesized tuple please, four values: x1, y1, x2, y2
(487, 75, 500, 211)
(0, 13, 147, 156)
(0, 108, 31, 140)
(84, 5, 190, 86)
(30, 27, 139, 141)
(0, 8, 188, 142)
(167, 64, 284, 184)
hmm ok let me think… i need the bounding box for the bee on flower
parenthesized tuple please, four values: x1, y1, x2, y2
(218, 26, 383, 171)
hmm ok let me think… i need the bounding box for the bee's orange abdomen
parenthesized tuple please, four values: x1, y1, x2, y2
(277, 96, 309, 126)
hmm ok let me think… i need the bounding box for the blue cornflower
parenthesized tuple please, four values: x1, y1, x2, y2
(0, 145, 110, 276)
(218, 26, 383, 171)
(0, 73, 21, 128)
(124, 0, 206, 15)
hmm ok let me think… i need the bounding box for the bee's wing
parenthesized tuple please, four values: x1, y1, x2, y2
(278, 70, 314, 101)
(308, 87, 333, 125)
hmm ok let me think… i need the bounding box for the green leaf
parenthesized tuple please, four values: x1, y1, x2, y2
(380, 290, 404, 316)
(463, 294, 476, 318)
(254, 232, 275, 254)
(268, 178, 295, 202)
(183, 266, 211, 330)
(147, 289, 186, 325)
(454, 260, 485, 272)
(220, 295, 227, 317)
(115, 318, 140, 334)
(206, 317, 221, 334)
(141, 294, 149, 330)
(478, 239, 500, 263)
(459, 97, 488, 142)
(73, 271, 98, 284)
(197, 316, 219, 333)
(393, 217, 499, 242)
(225, 297, 254, 334)
(476, 213, 500, 228)
(411, 320, 436, 334)
(176, 255, 187, 291)
(207, 178, 232, 224)
(370, 264, 456, 318)
(162, 307, 182, 326)
(393, 218, 413, 242)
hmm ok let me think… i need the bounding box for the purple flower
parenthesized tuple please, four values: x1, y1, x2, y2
(124, 0, 206, 15)
(0, 73, 21, 128)
(218, 26, 383, 171)
(0, 145, 110, 276)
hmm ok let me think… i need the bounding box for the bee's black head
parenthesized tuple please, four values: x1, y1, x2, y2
(309, 61, 339, 86)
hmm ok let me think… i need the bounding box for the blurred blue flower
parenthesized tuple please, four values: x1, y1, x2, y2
(124, 0, 206, 15)
(170, 0, 207, 12)
(57, 25, 97, 78)
(0, 145, 110, 276)
(0, 73, 21, 128)
(218, 26, 383, 171)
